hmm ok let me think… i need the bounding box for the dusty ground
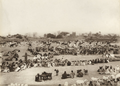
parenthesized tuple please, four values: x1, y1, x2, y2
(0, 44, 120, 86)
(0, 55, 120, 86)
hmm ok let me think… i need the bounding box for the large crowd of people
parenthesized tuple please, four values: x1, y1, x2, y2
(62, 76, 120, 86)
(1, 40, 120, 56)
(1, 54, 120, 73)
(0, 40, 120, 86)
(97, 65, 120, 75)
(1, 53, 54, 73)
(7, 65, 120, 86)
(61, 65, 120, 86)
(25, 40, 119, 55)
(0, 40, 120, 73)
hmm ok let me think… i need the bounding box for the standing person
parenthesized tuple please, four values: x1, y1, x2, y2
(0, 52, 3, 72)
(77, 70, 83, 77)
(0, 57, 2, 72)
(55, 69, 59, 76)
(25, 52, 27, 63)
(70, 70, 75, 78)
(89, 81, 93, 86)
(35, 73, 40, 82)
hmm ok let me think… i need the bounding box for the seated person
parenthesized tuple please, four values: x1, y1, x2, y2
(88, 60, 91, 65)
(105, 59, 109, 63)
(34, 63, 38, 67)
(71, 61, 74, 66)
(20, 64, 25, 71)
(30, 62, 34, 67)
(2, 67, 9, 73)
(94, 59, 98, 63)
(11, 62, 16, 72)
(77, 70, 83, 77)
(35, 73, 42, 82)
(105, 67, 110, 75)
(101, 59, 105, 63)
(15, 65, 20, 72)
(42, 71, 47, 75)
(41, 71, 48, 80)
(112, 68, 117, 75)
(82, 61, 85, 66)
(61, 71, 69, 79)
(115, 65, 120, 71)
(70, 70, 75, 78)
(99, 59, 102, 63)
(89, 81, 94, 86)
(22, 63, 27, 70)
(91, 60, 95, 65)
(84, 69, 88, 75)
(80, 61, 82, 65)
(47, 62, 51, 67)
(67, 61, 71, 66)
(109, 66, 114, 74)
(98, 66, 105, 74)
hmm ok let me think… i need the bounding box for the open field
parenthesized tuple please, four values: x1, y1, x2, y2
(0, 55, 120, 86)
(0, 41, 120, 86)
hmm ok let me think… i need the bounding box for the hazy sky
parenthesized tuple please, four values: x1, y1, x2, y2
(1, 0, 120, 36)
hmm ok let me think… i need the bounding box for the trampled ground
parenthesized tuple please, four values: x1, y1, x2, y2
(0, 55, 120, 86)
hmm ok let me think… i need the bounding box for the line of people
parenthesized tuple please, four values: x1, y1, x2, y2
(61, 69, 88, 79)
(2, 40, 118, 56)
(27, 40, 120, 55)
(61, 75, 120, 86)
(97, 65, 120, 75)
(1, 55, 120, 73)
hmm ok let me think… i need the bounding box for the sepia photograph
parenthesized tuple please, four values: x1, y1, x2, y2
(0, 0, 120, 86)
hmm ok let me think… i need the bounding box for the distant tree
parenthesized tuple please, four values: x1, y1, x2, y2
(7, 34, 11, 38)
(0, 36, 5, 39)
(107, 34, 112, 38)
(44, 34, 47, 38)
(57, 31, 61, 36)
(25, 33, 31, 37)
(111, 34, 117, 40)
(33, 32, 37, 38)
(56, 34, 63, 38)
(16, 35, 22, 39)
(46, 33, 56, 38)
(88, 32, 92, 36)
(94, 32, 101, 37)
(59, 32, 69, 37)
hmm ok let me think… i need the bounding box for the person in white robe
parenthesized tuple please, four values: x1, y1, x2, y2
(3, 67, 9, 73)
(15, 66, 20, 72)
(105, 68, 110, 75)
(115, 65, 120, 72)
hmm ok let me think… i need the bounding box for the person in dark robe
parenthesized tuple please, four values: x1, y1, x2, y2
(61, 71, 67, 79)
(77, 70, 83, 77)
(84, 69, 88, 75)
(55, 69, 59, 76)
(25, 53, 28, 63)
(35, 73, 41, 82)
(42, 71, 48, 80)
(106, 81, 112, 86)
(67, 61, 71, 66)
(58, 84, 61, 86)
(91, 59, 95, 65)
(89, 81, 93, 86)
